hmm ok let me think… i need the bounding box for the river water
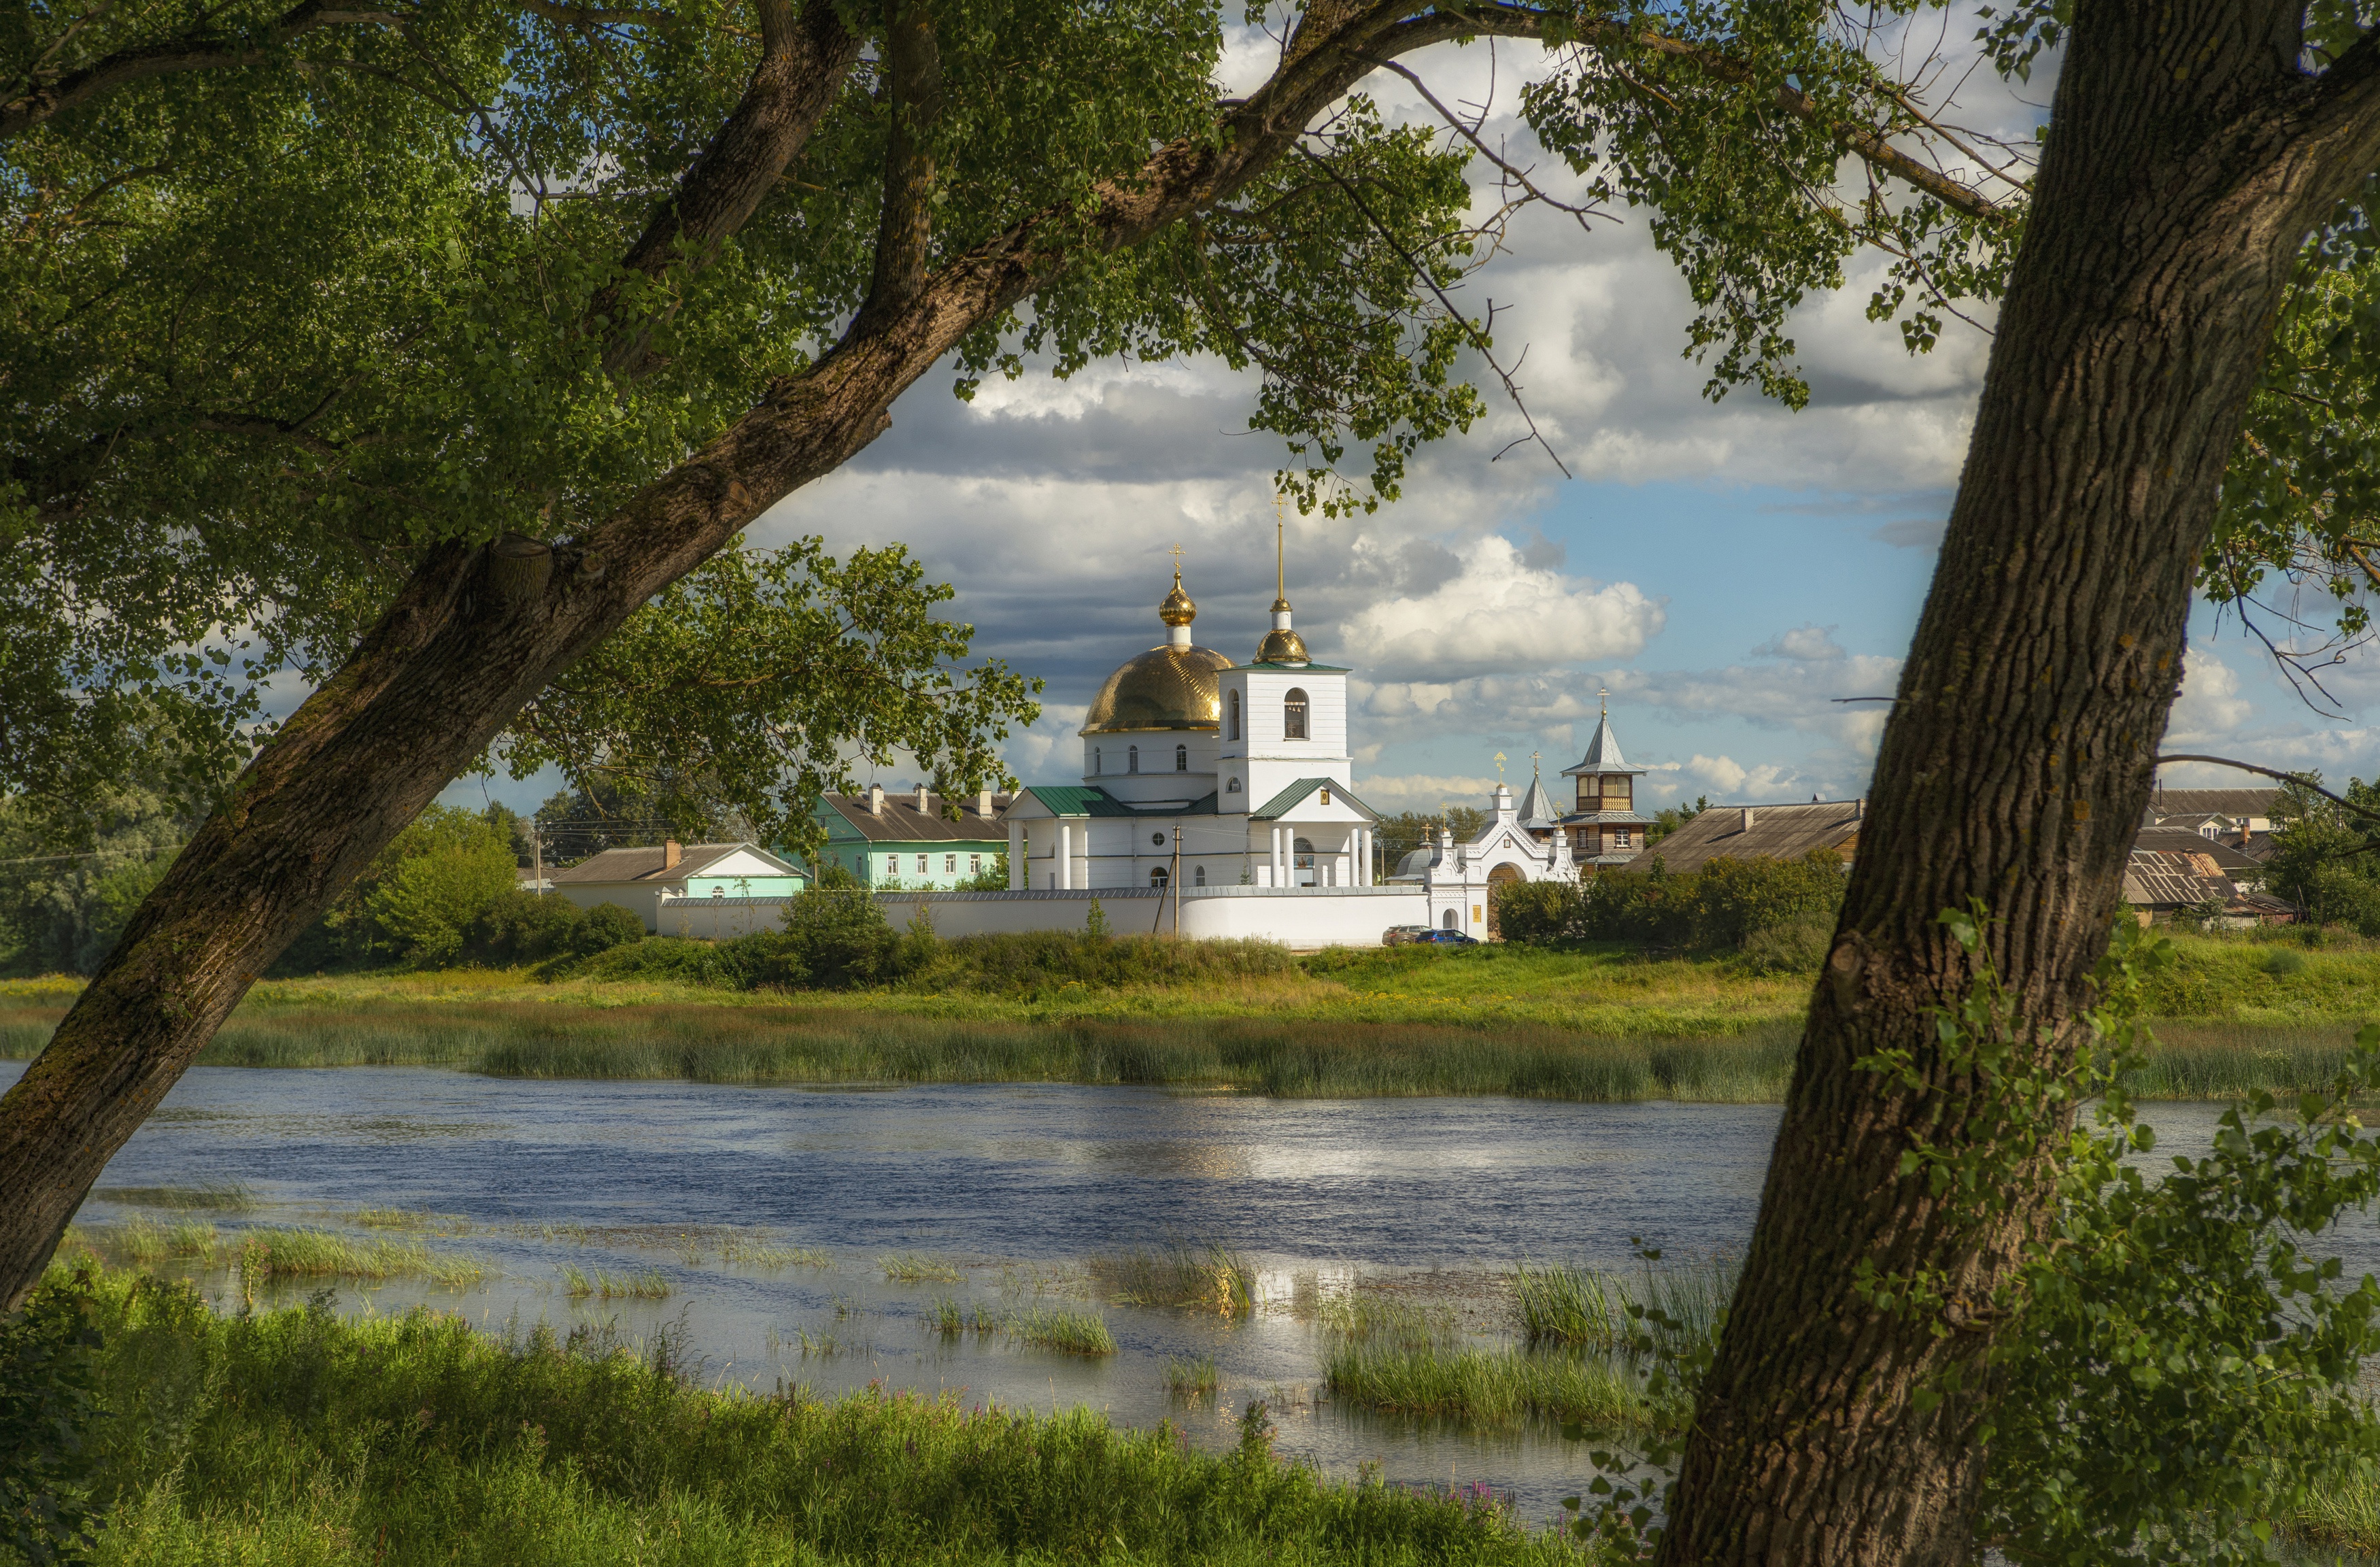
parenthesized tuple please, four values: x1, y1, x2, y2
(10, 1062, 2370, 1532)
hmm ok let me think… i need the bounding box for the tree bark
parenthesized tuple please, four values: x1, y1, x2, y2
(0, 0, 1512, 1312)
(1654, 5, 2380, 1564)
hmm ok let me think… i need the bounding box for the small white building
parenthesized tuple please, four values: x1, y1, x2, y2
(547, 841, 808, 932)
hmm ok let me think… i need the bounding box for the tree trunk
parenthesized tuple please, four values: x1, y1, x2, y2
(1654, 7, 2380, 1564)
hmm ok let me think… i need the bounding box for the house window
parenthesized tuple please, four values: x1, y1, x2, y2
(1175, 745, 1188, 772)
(710, 886, 724, 898)
(1284, 688, 1309, 739)
(1227, 777, 1241, 793)
(1128, 745, 1140, 773)
(1227, 690, 1241, 741)
(970, 855, 982, 873)
(2200, 823, 2219, 839)
(885, 856, 897, 877)
(916, 854, 928, 873)
(1151, 866, 1169, 888)
(944, 855, 956, 873)
(1616, 828, 1631, 847)
(1195, 865, 1206, 886)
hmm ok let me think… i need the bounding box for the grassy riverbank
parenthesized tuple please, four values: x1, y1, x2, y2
(5, 932, 2378, 1102)
(27, 1264, 1569, 1567)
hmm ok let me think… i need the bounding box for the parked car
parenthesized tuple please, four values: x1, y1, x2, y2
(1415, 928, 1479, 946)
(1382, 925, 1431, 946)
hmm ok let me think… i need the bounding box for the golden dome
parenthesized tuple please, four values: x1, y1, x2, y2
(1082, 643, 1232, 734)
(1255, 625, 1308, 664)
(1160, 569, 1195, 626)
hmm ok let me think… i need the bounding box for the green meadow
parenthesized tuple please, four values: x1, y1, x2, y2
(5, 932, 2378, 1102)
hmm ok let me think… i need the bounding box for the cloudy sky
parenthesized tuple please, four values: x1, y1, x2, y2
(447, 15, 2380, 823)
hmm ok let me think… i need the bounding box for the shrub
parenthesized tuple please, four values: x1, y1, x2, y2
(363, 808, 520, 964)
(779, 888, 897, 989)
(467, 890, 583, 964)
(0, 1270, 105, 1564)
(567, 902, 646, 958)
(1492, 850, 1848, 956)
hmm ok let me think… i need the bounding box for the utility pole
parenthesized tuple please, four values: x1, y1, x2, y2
(1171, 823, 1182, 940)
(532, 820, 544, 896)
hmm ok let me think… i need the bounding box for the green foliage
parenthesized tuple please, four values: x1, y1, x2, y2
(778, 888, 897, 990)
(1645, 796, 1710, 845)
(2260, 773, 2380, 933)
(954, 854, 1009, 892)
(364, 811, 519, 964)
(1494, 852, 1848, 956)
(1084, 898, 1110, 939)
(503, 541, 1040, 853)
(48, 1265, 1564, 1566)
(0, 1270, 105, 1564)
(1374, 809, 1487, 871)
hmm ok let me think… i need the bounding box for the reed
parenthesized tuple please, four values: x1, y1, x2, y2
(1512, 1256, 1737, 1353)
(880, 1253, 965, 1284)
(239, 1229, 485, 1289)
(46, 1263, 1572, 1566)
(715, 1236, 832, 1270)
(1005, 1307, 1117, 1356)
(560, 1265, 668, 1300)
(1091, 1239, 1255, 1315)
(1323, 1341, 1657, 1430)
(1163, 1354, 1221, 1396)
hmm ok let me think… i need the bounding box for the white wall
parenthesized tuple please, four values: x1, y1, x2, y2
(877, 886, 1429, 947)
(653, 897, 792, 941)
(554, 884, 666, 930)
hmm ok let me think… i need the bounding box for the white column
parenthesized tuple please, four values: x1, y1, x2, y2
(1057, 821, 1072, 890)
(1008, 820, 1025, 890)
(1272, 827, 1285, 886)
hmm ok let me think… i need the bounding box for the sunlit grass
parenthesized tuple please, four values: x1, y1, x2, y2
(879, 1253, 964, 1284)
(1512, 1256, 1737, 1353)
(1323, 1340, 1656, 1430)
(1163, 1354, 1221, 1396)
(1091, 1239, 1255, 1315)
(1004, 1307, 1116, 1357)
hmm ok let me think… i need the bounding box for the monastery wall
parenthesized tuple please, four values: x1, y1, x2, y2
(657, 887, 1430, 948)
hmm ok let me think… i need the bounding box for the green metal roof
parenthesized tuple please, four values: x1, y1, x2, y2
(1249, 777, 1380, 822)
(1017, 786, 1222, 819)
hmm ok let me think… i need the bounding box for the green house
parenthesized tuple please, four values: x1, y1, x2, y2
(811, 786, 1013, 889)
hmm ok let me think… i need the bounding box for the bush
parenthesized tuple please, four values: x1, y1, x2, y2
(567, 903, 646, 958)
(466, 890, 583, 964)
(898, 931, 1294, 998)
(362, 808, 520, 964)
(0, 1270, 105, 1564)
(1492, 851, 1848, 956)
(779, 888, 898, 989)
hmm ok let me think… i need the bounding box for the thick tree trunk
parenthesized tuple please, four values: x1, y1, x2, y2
(0, 1, 1512, 1311)
(1654, 6, 2380, 1564)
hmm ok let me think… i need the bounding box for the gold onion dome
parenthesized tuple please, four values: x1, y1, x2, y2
(1255, 617, 1308, 666)
(1081, 571, 1231, 735)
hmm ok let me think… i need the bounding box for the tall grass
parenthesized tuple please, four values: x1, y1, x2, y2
(1163, 1354, 1221, 1396)
(239, 1230, 485, 1289)
(1512, 1256, 1737, 1353)
(1091, 1240, 1255, 1315)
(42, 1263, 1569, 1567)
(559, 1265, 669, 1300)
(1004, 1307, 1116, 1356)
(879, 1253, 964, 1284)
(90, 1183, 256, 1213)
(1323, 1341, 1656, 1430)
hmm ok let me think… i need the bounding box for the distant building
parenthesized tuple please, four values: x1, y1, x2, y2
(1560, 699, 1651, 869)
(547, 840, 808, 931)
(1640, 799, 1865, 875)
(2122, 846, 2296, 927)
(2145, 786, 2279, 837)
(813, 786, 1013, 888)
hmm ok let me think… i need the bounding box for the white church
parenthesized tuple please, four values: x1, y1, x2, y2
(871, 537, 1650, 947)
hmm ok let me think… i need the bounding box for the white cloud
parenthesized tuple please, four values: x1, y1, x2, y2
(1338, 536, 1664, 681)
(1751, 624, 1848, 662)
(2163, 643, 2254, 748)
(1353, 772, 1503, 813)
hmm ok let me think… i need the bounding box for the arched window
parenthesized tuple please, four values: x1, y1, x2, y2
(1284, 688, 1309, 740)
(1128, 744, 1139, 773)
(1226, 777, 1242, 793)
(1442, 908, 1459, 930)
(1194, 865, 1206, 886)
(1175, 744, 1188, 772)
(1150, 866, 1170, 888)
(1227, 690, 1241, 741)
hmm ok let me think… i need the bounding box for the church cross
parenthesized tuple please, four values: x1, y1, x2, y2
(1494, 751, 1506, 779)
(1168, 541, 1184, 573)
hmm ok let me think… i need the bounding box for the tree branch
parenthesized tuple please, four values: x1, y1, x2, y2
(2157, 752, 2380, 829)
(859, 0, 945, 323)
(1, 0, 402, 140)
(599, 0, 858, 377)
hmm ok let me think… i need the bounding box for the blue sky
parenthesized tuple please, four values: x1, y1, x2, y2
(443, 20, 2380, 825)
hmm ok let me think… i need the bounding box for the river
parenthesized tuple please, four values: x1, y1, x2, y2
(7, 1061, 2368, 1533)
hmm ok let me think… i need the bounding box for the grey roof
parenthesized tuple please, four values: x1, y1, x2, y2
(1639, 801, 1863, 875)
(1393, 847, 1437, 878)
(2122, 847, 2236, 909)
(1250, 777, 1380, 822)
(2135, 827, 2260, 873)
(1516, 772, 1563, 828)
(1561, 715, 1648, 777)
(2147, 787, 2281, 822)
(549, 841, 802, 885)
(1560, 809, 1652, 825)
(819, 791, 1015, 843)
